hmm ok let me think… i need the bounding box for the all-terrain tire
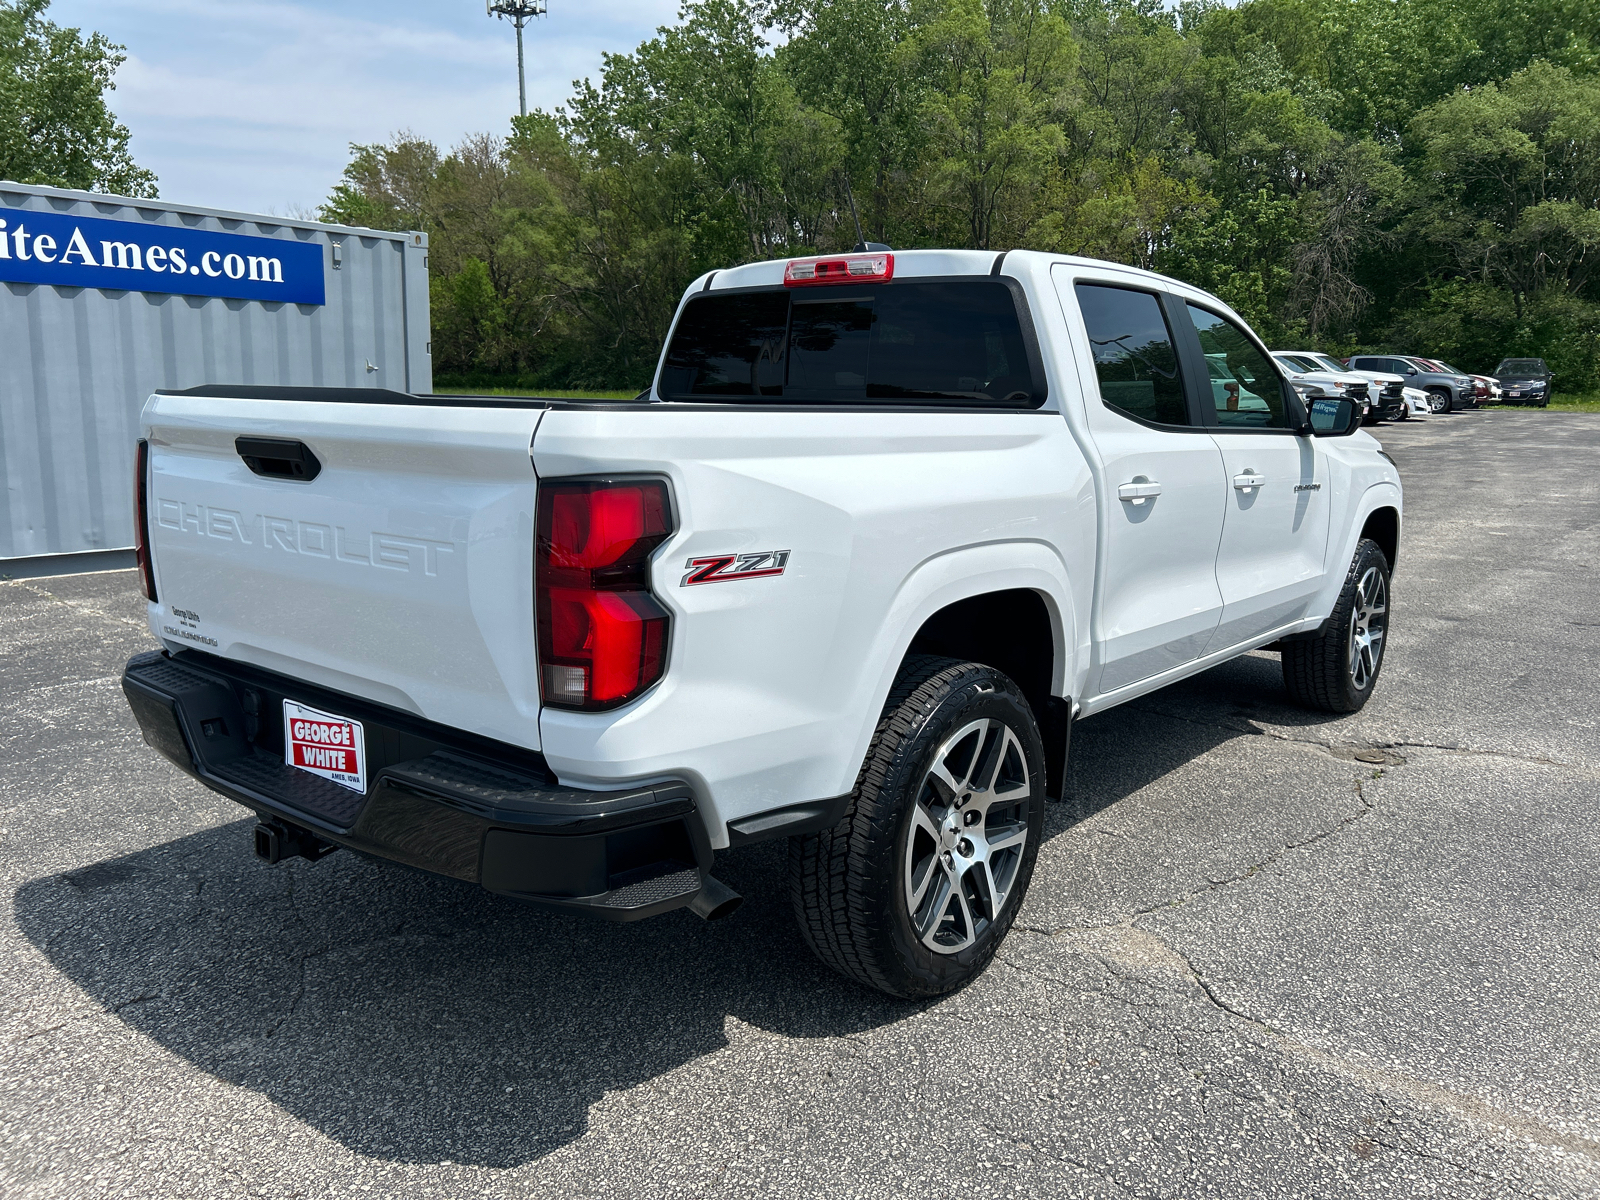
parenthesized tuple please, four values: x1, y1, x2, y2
(788, 656, 1047, 999)
(1282, 538, 1392, 713)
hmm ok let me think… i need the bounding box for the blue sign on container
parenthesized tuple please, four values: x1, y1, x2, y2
(0, 209, 326, 305)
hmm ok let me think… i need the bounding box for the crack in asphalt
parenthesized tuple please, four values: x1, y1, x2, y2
(1007, 924, 1600, 1180)
(1128, 777, 1376, 920)
(978, 1118, 1144, 1197)
(265, 868, 330, 1039)
(1128, 702, 1584, 772)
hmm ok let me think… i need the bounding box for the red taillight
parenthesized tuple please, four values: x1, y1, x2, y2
(134, 439, 158, 602)
(536, 479, 672, 711)
(784, 252, 893, 287)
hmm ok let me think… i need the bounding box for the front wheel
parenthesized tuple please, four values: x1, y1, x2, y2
(789, 657, 1046, 999)
(1427, 388, 1451, 414)
(1282, 539, 1391, 713)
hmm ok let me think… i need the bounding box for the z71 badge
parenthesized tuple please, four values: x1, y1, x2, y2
(681, 550, 790, 586)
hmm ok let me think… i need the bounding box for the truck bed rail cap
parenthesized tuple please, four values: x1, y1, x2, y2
(154, 384, 553, 409)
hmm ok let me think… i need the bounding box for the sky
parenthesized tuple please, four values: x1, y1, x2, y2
(49, 0, 684, 216)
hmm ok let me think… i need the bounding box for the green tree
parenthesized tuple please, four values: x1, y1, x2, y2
(318, 134, 441, 230)
(323, 0, 1600, 392)
(1408, 61, 1600, 306)
(914, 0, 1074, 248)
(0, 0, 154, 195)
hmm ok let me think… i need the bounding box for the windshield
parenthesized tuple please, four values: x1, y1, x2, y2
(1276, 354, 1322, 373)
(1433, 361, 1462, 375)
(1308, 354, 1347, 373)
(1496, 359, 1545, 375)
(659, 280, 1040, 406)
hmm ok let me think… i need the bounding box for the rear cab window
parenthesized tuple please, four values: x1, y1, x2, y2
(658, 279, 1045, 406)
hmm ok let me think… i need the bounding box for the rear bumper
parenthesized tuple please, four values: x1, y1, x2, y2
(121, 650, 713, 920)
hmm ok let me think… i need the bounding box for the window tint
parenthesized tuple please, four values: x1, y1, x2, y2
(1074, 284, 1188, 425)
(1186, 305, 1288, 428)
(658, 291, 790, 396)
(658, 281, 1038, 405)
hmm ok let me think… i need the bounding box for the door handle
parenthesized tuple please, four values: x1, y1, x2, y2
(1232, 470, 1266, 493)
(1117, 477, 1162, 505)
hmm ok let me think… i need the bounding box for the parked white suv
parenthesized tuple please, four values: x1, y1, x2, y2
(1274, 351, 1407, 422)
(122, 250, 1402, 998)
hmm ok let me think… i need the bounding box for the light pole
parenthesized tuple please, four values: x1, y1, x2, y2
(486, 0, 547, 118)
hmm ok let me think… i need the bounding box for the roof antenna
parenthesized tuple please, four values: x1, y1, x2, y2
(843, 175, 890, 253)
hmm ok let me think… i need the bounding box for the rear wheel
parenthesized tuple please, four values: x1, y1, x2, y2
(789, 656, 1046, 999)
(1282, 539, 1391, 713)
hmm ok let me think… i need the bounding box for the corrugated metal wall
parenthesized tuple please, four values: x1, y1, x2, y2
(0, 183, 430, 562)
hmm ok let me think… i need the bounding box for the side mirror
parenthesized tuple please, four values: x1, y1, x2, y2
(1301, 396, 1361, 437)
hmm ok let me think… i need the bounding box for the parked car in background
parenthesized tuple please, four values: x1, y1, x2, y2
(1269, 352, 1372, 418)
(1279, 351, 1407, 422)
(1493, 358, 1553, 406)
(1346, 355, 1473, 413)
(1401, 387, 1431, 419)
(1418, 359, 1497, 404)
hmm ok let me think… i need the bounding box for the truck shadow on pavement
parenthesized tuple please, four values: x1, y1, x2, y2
(13, 652, 1337, 1169)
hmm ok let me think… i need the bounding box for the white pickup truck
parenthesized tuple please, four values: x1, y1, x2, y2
(122, 249, 1401, 998)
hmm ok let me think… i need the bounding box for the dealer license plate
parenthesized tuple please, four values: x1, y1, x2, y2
(283, 700, 367, 793)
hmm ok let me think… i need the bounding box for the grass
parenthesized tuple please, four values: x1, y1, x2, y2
(1480, 390, 1600, 413)
(432, 386, 641, 400)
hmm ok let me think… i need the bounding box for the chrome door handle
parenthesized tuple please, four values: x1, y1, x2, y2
(1233, 471, 1266, 493)
(1117, 477, 1162, 505)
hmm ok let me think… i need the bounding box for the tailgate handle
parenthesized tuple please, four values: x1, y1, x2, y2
(235, 437, 321, 482)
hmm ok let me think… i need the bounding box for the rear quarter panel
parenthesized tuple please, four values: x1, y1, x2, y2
(532, 406, 1094, 845)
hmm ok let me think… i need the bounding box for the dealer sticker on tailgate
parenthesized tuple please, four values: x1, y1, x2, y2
(283, 700, 366, 793)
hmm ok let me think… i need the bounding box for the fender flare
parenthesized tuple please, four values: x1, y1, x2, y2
(1312, 481, 1402, 620)
(830, 539, 1078, 799)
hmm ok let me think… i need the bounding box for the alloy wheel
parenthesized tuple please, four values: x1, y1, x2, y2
(1348, 566, 1389, 690)
(903, 718, 1032, 954)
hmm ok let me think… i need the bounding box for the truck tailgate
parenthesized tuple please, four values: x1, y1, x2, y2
(143, 391, 545, 750)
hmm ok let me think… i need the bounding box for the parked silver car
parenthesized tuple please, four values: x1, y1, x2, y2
(1346, 355, 1474, 413)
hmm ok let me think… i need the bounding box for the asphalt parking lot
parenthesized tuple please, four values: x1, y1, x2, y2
(3, 410, 1597, 1199)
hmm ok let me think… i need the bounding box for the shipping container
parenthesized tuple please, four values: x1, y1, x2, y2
(0, 182, 430, 575)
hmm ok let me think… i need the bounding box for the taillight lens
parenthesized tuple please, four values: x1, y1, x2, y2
(784, 252, 893, 287)
(134, 439, 158, 602)
(536, 479, 672, 711)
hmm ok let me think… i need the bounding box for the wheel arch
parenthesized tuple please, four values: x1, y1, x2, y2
(1360, 504, 1400, 573)
(859, 542, 1077, 799)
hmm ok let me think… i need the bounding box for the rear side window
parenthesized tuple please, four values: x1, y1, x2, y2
(658, 281, 1041, 406)
(1074, 284, 1187, 426)
(1186, 305, 1290, 428)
